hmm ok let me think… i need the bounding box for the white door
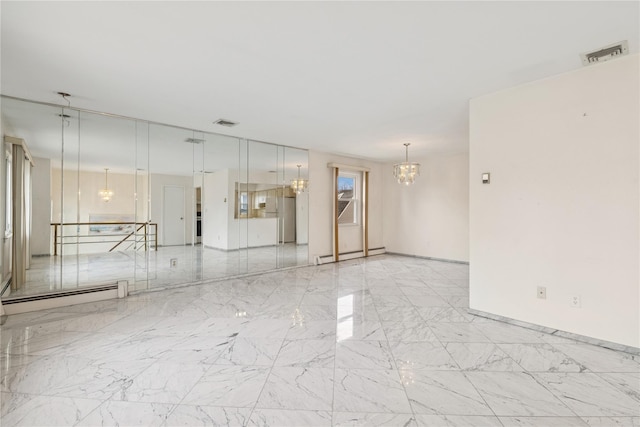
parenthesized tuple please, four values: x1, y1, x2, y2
(163, 186, 185, 246)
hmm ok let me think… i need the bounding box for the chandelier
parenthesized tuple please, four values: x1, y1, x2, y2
(99, 168, 114, 202)
(393, 143, 420, 185)
(290, 164, 308, 194)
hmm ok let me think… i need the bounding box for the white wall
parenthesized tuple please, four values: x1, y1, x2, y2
(296, 190, 309, 245)
(202, 169, 280, 250)
(238, 218, 278, 247)
(202, 170, 229, 250)
(383, 152, 469, 262)
(31, 157, 51, 255)
(308, 150, 384, 261)
(469, 54, 639, 348)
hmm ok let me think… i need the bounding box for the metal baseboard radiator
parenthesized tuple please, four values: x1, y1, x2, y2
(2, 284, 118, 305)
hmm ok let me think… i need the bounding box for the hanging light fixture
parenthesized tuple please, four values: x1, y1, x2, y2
(290, 164, 308, 194)
(99, 168, 114, 202)
(393, 143, 420, 185)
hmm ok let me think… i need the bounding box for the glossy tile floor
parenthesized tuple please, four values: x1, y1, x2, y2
(9, 243, 308, 298)
(1, 255, 639, 426)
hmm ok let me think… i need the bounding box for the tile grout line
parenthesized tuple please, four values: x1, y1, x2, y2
(433, 269, 505, 425)
(244, 274, 309, 424)
(371, 267, 417, 423)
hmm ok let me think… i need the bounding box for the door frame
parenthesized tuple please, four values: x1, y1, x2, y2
(162, 184, 186, 247)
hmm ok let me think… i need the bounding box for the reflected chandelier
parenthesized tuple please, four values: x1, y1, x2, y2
(99, 168, 114, 202)
(290, 164, 308, 194)
(393, 143, 420, 185)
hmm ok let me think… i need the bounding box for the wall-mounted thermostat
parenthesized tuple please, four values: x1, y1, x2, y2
(482, 173, 490, 184)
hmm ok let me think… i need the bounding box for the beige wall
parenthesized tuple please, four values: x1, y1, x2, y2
(51, 168, 146, 223)
(383, 152, 469, 262)
(469, 54, 639, 347)
(308, 150, 384, 261)
(51, 168, 150, 254)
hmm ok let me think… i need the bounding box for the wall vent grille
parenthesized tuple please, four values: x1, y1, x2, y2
(213, 119, 238, 127)
(581, 41, 628, 66)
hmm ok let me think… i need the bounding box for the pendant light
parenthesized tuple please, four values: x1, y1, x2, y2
(393, 143, 420, 185)
(290, 165, 308, 194)
(99, 168, 114, 202)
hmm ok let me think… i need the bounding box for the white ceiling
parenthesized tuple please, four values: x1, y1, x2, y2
(1, 1, 638, 163)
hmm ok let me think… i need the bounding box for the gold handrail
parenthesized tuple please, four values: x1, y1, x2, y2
(51, 222, 158, 256)
(109, 223, 148, 252)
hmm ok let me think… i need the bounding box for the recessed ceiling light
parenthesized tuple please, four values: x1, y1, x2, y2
(213, 118, 238, 127)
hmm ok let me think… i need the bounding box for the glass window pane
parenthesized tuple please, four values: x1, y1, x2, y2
(338, 173, 358, 225)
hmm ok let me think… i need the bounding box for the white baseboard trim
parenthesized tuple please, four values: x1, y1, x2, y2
(468, 308, 639, 356)
(3, 286, 118, 315)
(315, 248, 386, 265)
(385, 252, 469, 265)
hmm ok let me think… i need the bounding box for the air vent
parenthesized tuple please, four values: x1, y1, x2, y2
(213, 118, 238, 127)
(185, 138, 204, 144)
(581, 41, 628, 66)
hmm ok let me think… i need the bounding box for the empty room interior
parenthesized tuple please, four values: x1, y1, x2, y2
(0, 1, 638, 426)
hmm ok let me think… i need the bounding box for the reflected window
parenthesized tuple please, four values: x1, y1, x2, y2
(338, 173, 358, 225)
(239, 192, 248, 216)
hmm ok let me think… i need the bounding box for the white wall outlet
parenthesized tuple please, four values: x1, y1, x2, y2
(571, 295, 581, 308)
(537, 286, 547, 299)
(170, 258, 178, 267)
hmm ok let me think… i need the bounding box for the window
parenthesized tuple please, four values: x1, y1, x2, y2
(239, 191, 248, 216)
(338, 173, 358, 225)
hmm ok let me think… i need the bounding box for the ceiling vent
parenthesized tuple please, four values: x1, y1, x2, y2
(185, 138, 204, 144)
(580, 41, 628, 66)
(213, 118, 238, 127)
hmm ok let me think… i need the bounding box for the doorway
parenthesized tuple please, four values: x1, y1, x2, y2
(163, 185, 185, 246)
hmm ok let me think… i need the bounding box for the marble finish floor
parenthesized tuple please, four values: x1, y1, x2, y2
(1, 255, 639, 426)
(7, 243, 308, 298)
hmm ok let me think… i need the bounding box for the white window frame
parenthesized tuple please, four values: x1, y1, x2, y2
(337, 172, 359, 226)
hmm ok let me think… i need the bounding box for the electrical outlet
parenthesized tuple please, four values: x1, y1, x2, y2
(571, 295, 581, 308)
(170, 258, 178, 267)
(537, 286, 546, 299)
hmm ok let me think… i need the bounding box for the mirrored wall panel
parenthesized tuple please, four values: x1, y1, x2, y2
(0, 96, 309, 299)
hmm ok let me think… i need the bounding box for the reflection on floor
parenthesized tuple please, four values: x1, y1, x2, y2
(1, 255, 638, 426)
(7, 244, 308, 298)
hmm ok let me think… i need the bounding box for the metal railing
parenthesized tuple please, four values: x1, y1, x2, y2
(51, 222, 157, 256)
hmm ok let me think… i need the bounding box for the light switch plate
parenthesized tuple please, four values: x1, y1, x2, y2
(482, 173, 490, 184)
